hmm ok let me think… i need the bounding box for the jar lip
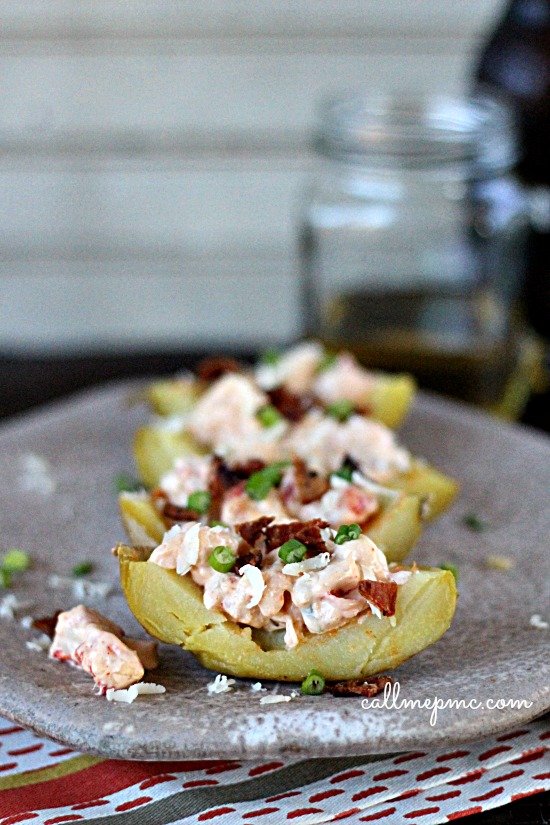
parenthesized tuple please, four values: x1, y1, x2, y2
(314, 92, 518, 171)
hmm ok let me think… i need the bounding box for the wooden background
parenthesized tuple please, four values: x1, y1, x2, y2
(0, 0, 504, 353)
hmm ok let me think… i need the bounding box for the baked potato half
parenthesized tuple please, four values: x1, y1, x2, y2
(145, 370, 415, 431)
(118, 488, 425, 564)
(116, 544, 457, 682)
(132, 424, 458, 520)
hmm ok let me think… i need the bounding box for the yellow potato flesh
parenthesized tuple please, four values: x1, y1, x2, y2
(117, 545, 457, 682)
(132, 424, 457, 521)
(118, 489, 423, 564)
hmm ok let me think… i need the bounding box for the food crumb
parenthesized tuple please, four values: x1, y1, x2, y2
(260, 694, 292, 705)
(250, 682, 266, 692)
(106, 683, 166, 704)
(530, 614, 549, 630)
(18, 453, 56, 495)
(25, 636, 50, 653)
(485, 555, 515, 571)
(207, 674, 236, 694)
(0, 594, 33, 620)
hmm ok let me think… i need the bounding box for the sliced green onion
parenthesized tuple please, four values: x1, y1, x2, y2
(260, 348, 280, 366)
(462, 513, 488, 532)
(0, 569, 11, 589)
(245, 462, 290, 501)
(334, 523, 362, 545)
(301, 669, 326, 695)
(332, 464, 354, 483)
(326, 399, 355, 422)
(115, 473, 142, 494)
(208, 545, 236, 573)
(187, 491, 211, 514)
(72, 561, 94, 577)
(440, 562, 459, 583)
(2, 548, 30, 573)
(317, 351, 337, 372)
(210, 520, 229, 529)
(256, 404, 283, 428)
(278, 539, 307, 564)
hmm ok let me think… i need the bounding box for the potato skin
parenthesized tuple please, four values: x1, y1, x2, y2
(117, 545, 457, 682)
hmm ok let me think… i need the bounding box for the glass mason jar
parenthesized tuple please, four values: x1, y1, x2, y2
(300, 93, 528, 404)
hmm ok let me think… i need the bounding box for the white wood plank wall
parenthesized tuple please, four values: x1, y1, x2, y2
(0, 0, 504, 353)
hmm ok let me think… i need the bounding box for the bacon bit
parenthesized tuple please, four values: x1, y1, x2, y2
(32, 611, 61, 639)
(208, 457, 267, 520)
(358, 580, 398, 616)
(163, 502, 201, 523)
(236, 516, 274, 547)
(233, 540, 263, 572)
(196, 356, 242, 382)
(265, 519, 330, 555)
(267, 387, 316, 422)
(329, 675, 393, 697)
(293, 458, 329, 504)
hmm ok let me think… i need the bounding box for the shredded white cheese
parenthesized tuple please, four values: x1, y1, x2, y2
(176, 523, 201, 576)
(239, 564, 266, 608)
(283, 552, 331, 577)
(48, 574, 112, 600)
(260, 694, 292, 705)
(530, 614, 549, 630)
(25, 636, 50, 652)
(207, 674, 236, 694)
(20, 615, 34, 629)
(18, 453, 56, 495)
(0, 594, 34, 620)
(106, 682, 166, 704)
(250, 682, 266, 692)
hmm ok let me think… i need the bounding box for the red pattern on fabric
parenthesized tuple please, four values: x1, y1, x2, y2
(426, 790, 462, 802)
(393, 752, 426, 764)
(533, 772, 550, 780)
(205, 762, 242, 774)
(416, 766, 451, 781)
(403, 807, 441, 818)
(540, 731, 550, 740)
(44, 817, 83, 824)
(309, 789, 345, 802)
(242, 808, 280, 818)
(198, 808, 236, 821)
(448, 769, 485, 785)
(511, 788, 547, 801)
(478, 745, 512, 761)
(470, 787, 504, 802)
(373, 769, 408, 781)
(114, 796, 152, 812)
(139, 774, 177, 790)
(0, 764, 17, 773)
(266, 791, 301, 802)
(48, 750, 73, 758)
(7, 745, 43, 757)
(511, 747, 547, 764)
(0, 814, 39, 825)
(496, 730, 529, 742)
(436, 751, 470, 762)
(0, 728, 23, 736)
(330, 769, 365, 783)
(360, 807, 397, 821)
(447, 808, 483, 820)
(352, 786, 388, 802)
(331, 807, 361, 820)
(183, 780, 219, 789)
(489, 769, 524, 783)
(248, 762, 284, 777)
(70, 801, 108, 810)
(287, 808, 324, 819)
(392, 789, 421, 802)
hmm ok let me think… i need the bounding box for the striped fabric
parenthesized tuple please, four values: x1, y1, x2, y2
(0, 716, 548, 824)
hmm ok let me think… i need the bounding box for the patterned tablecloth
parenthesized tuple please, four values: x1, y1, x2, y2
(0, 715, 548, 825)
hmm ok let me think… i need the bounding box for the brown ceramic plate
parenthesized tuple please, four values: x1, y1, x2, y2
(0, 382, 548, 760)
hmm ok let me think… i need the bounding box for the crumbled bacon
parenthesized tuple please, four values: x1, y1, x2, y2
(32, 611, 62, 639)
(265, 519, 330, 554)
(328, 675, 393, 697)
(235, 516, 274, 547)
(233, 540, 263, 572)
(208, 457, 267, 520)
(267, 386, 316, 422)
(292, 458, 329, 504)
(163, 502, 201, 523)
(196, 356, 242, 382)
(358, 580, 398, 616)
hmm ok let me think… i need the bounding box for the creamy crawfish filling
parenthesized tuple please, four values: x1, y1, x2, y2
(158, 457, 384, 529)
(148, 522, 410, 648)
(184, 351, 411, 478)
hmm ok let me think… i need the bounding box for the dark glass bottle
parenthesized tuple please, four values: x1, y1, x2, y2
(475, 0, 550, 337)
